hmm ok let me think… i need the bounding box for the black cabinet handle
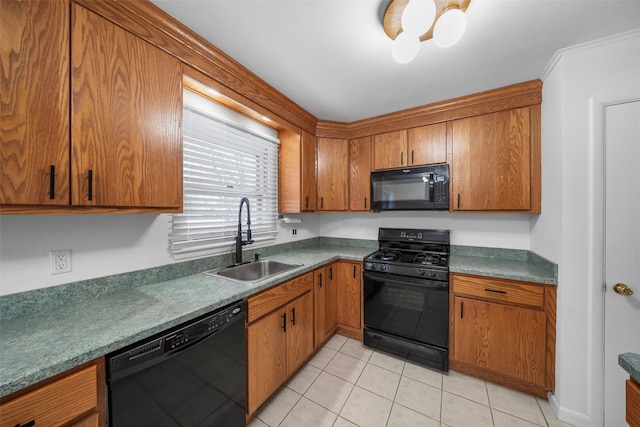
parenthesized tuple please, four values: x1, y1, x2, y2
(88, 169, 93, 201)
(411, 150, 414, 164)
(282, 312, 287, 332)
(291, 307, 296, 325)
(329, 266, 333, 280)
(485, 288, 507, 295)
(457, 193, 460, 209)
(321, 196, 324, 209)
(318, 272, 323, 287)
(353, 265, 356, 278)
(364, 197, 367, 209)
(17, 421, 35, 427)
(49, 165, 55, 199)
(305, 195, 309, 209)
(460, 301, 464, 319)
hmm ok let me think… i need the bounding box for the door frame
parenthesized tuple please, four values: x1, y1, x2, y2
(587, 97, 640, 426)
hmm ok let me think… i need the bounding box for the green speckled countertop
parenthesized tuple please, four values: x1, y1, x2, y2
(450, 246, 558, 285)
(0, 238, 557, 397)
(619, 352, 640, 383)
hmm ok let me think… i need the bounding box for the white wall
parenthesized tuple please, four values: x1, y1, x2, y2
(0, 210, 530, 296)
(532, 30, 640, 426)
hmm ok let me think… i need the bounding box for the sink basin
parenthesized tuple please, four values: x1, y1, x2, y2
(205, 260, 302, 284)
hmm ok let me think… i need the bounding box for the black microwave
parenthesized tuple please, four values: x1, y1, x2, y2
(370, 164, 449, 211)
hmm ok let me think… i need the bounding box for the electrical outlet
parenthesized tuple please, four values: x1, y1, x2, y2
(50, 249, 72, 274)
(291, 228, 297, 237)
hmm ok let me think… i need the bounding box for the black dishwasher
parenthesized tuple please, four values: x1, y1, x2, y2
(107, 300, 246, 426)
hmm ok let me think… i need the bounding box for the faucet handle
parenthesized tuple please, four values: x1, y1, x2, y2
(254, 253, 261, 261)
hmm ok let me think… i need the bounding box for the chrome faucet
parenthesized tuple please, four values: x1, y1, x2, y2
(236, 198, 254, 265)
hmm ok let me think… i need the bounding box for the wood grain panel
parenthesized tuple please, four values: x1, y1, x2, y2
(286, 291, 314, 376)
(317, 138, 348, 211)
(301, 131, 317, 211)
(349, 137, 371, 211)
(453, 296, 546, 386)
(71, 4, 182, 208)
(326, 263, 339, 334)
(452, 274, 544, 309)
(544, 285, 557, 391)
(314, 267, 328, 348)
(0, 365, 97, 427)
(450, 107, 531, 211)
(408, 123, 447, 165)
(373, 130, 407, 170)
(278, 129, 302, 213)
(627, 379, 640, 427)
(247, 272, 313, 323)
(246, 308, 287, 415)
(0, 0, 70, 206)
(336, 261, 362, 330)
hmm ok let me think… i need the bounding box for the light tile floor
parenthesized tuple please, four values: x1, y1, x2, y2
(248, 335, 574, 427)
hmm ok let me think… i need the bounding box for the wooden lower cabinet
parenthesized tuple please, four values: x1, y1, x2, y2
(0, 359, 104, 427)
(335, 261, 362, 331)
(450, 273, 556, 398)
(313, 265, 334, 347)
(627, 378, 640, 427)
(246, 272, 314, 415)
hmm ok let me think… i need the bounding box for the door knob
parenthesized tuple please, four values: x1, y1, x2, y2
(613, 283, 634, 296)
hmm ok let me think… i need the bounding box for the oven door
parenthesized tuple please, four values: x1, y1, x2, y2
(363, 271, 449, 349)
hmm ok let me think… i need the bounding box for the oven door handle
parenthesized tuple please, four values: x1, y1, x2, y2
(363, 271, 448, 289)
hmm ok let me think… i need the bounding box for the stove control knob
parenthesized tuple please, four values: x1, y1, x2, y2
(428, 271, 438, 278)
(380, 264, 387, 272)
(417, 269, 426, 277)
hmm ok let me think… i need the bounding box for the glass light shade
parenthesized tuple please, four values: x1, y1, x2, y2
(401, 0, 436, 36)
(433, 8, 467, 48)
(392, 32, 420, 63)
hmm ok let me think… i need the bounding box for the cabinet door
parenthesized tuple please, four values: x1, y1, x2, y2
(453, 296, 546, 386)
(287, 291, 314, 377)
(325, 263, 339, 333)
(314, 266, 328, 348)
(247, 308, 287, 415)
(0, 0, 70, 206)
(71, 5, 182, 208)
(408, 123, 447, 166)
(336, 261, 362, 330)
(450, 108, 531, 211)
(373, 130, 407, 170)
(349, 137, 371, 211)
(317, 138, 348, 211)
(301, 131, 317, 211)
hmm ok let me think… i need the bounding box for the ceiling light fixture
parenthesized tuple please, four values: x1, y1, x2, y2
(384, 0, 471, 63)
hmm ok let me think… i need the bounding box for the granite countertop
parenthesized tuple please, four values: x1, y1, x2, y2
(0, 240, 557, 397)
(619, 352, 640, 383)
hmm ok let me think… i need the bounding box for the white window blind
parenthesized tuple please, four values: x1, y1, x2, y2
(170, 92, 279, 260)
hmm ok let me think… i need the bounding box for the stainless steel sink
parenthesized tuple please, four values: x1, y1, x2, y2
(205, 260, 302, 284)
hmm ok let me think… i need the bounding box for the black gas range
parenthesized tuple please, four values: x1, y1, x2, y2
(363, 228, 450, 372)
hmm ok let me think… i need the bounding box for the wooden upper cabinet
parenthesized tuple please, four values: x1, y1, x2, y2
(278, 129, 316, 213)
(373, 130, 407, 170)
(408, 123, 447, 165)
(317, 138, 348, 211)
(300, 131, 317, 211)
(71, 5, 183, 208)
(349, 137, 372, 211)
(449, 107, 540, 212)
(0, 0, 70, 206)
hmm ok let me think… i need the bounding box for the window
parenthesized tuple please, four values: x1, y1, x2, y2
(170, 90, 279, 260)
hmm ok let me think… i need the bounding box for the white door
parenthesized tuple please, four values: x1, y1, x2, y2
(604, 100, 640, 426)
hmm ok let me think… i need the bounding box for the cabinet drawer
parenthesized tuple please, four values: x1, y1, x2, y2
(247, 272, 313, 323)
(452, 274, 544, 309)
(0, 365, 98, 427)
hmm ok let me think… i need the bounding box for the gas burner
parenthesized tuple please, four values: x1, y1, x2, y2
(377, 250, 400, 261)
(413, 253, 444, 266)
